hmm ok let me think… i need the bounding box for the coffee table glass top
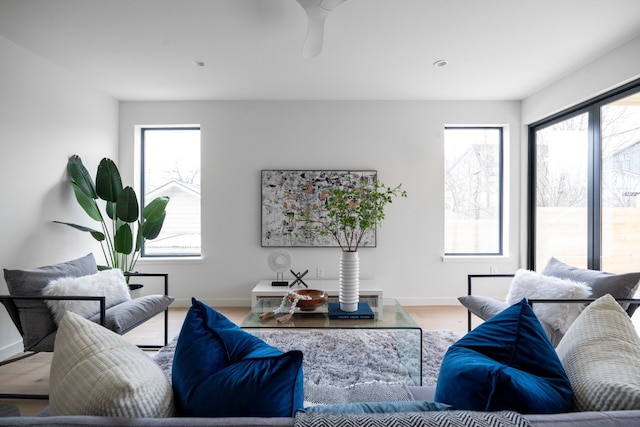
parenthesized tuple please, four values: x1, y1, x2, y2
(241, 297, 420, 329)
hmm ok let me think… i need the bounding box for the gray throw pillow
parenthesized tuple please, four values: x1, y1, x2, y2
(89, 294, 174, 334)
(542, 257, 640, 316)
(4, 253, 98, 351)
(458, 295, 509, 321)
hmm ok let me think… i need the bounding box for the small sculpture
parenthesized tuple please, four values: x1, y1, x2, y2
(289, 269, 309, 288)
(258, 291, 311, 323)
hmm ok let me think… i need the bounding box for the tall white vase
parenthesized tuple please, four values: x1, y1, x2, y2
(339, 250, 360, 312)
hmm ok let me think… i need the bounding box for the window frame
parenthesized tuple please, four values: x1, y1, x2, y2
(527, 78, 640, 270)
(140, 126, 202, 258)
(443, 126, 505, 257)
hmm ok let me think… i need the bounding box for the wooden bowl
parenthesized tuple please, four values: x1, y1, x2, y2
(289, 289, 328, 310)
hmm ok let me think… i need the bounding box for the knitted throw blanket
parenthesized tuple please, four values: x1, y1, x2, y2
(294, 410, 533, 427)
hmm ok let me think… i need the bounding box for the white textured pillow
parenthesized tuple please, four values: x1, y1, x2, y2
(43, 269, 131, 324)
(50, 311, 174, 417)
(556, 294, 640, 411)
(506, 269, 591, 335)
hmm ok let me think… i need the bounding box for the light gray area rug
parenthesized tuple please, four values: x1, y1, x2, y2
(153, 329, 459, 404)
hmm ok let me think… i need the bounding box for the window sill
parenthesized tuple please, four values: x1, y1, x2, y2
(441, 255, 513, 263)
(137, 256, 204, 265)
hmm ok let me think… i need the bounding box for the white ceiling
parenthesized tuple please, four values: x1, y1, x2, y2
(1, 0, 639, 101)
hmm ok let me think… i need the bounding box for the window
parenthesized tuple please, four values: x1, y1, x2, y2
(532, 113, 589, 269)
(529, 80, 640, 272)
(444, 127, 504, 255)
(141, 127, 201, 256)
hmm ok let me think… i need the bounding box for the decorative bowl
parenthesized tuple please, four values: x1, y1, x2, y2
(289, 289, 328, 310)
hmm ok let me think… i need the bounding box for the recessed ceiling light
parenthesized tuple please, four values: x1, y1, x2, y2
(433, 59, 448, 68)
(192, 60, 205, 67)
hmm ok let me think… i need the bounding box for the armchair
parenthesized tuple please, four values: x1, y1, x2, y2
(0, 254, 174, 399)
(463, 260, 640, 345)
(464, 274, 640, 331)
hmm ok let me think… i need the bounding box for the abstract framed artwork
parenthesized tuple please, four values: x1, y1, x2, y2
(261, 170, 377, 247)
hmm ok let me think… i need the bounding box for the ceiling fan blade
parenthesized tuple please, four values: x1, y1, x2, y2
(296, 0, 348, 58)
(317, 0, 348, 11)
(302, 8, 328, 58)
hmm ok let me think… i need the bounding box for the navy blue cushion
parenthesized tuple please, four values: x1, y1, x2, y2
(434, 298, 573, 414)
(172, 298, 304, 417)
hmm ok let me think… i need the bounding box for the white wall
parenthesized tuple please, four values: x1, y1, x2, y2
(119, 100, 522, 308)
(0, 36, 118, 359)
(522, 35, 640, 125)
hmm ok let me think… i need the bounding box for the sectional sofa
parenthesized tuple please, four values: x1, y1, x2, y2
(5, 293, 640, 426)
(4, 257, 640, 426)
(2, 387, 640, 427)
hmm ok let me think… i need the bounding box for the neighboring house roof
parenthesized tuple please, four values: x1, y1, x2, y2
(610, 139, 640, 158)
(146, 180, 200, 200)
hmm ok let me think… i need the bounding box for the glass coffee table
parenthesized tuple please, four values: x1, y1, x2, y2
(241, 297, 423, 385)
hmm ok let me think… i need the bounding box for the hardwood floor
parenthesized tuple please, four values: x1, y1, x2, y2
(0, 304, 468, 416)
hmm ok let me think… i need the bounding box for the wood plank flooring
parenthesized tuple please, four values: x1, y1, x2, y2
(0, 305, 468, 416)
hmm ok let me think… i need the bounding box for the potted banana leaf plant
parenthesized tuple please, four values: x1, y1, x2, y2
(55, 155, 170, 273)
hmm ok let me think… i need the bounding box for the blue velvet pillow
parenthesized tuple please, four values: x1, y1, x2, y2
(434, 298, 573, 414)
(172, 298, 304, 417)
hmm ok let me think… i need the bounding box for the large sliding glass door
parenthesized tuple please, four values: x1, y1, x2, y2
(533, 113, 589, 271)
(529, 81, 640, 272)
(601, 92, 640, 272)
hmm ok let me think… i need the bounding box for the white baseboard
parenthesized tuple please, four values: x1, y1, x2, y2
(171, 297, 252, 308)
(393, 296, 462, 306)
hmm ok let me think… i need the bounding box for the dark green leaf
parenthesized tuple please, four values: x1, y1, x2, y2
(67, 155, 97, 199)
(106, 201, 115, 220)
(53, 221, 105, 241)
(96, 158, 123, 202)
(90, 231, 105, 241)
(141, 211, 166, 240)
(117, 186, 139, 222)
(142, 196, 170, 222)
(135, 224, 143, 252)
(114, 223, 133, 254)
(70, 182, 102, 222)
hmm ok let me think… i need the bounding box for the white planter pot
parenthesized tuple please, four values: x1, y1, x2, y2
(339, 250, 360, 312)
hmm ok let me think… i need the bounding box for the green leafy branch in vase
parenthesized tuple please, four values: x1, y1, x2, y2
(297, 177, 406, 252)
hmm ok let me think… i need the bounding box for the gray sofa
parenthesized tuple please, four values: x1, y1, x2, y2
(2, 386, 640, 426)
(5, 260, 640, 426)
(6, 297, 640, 427)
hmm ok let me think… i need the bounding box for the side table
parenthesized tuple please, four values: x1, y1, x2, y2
(242, 297, 422, 385)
